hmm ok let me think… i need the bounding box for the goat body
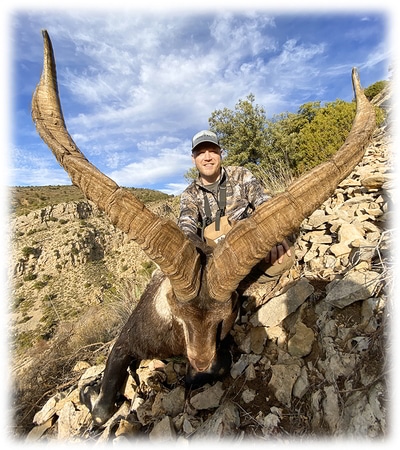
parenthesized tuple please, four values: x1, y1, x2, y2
(84, 270, 238, 425)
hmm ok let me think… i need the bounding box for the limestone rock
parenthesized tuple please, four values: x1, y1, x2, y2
(190, 381, 225, 410)
(325, 269, 381, 308)
(250, 278, 314, 327)
(191, 401, 240, 440)
(287, 321, 314, 357)
(149, 416, 176, 441)
(269, 363, 302, 407)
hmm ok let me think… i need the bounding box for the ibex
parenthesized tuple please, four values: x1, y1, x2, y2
(31, 30, 376, 426)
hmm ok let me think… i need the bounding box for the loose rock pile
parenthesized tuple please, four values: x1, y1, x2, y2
(22, 125, 392, 443)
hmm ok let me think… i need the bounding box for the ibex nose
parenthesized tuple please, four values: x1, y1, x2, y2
(187, 351, 214, 373)
(193, 360, 212, 372)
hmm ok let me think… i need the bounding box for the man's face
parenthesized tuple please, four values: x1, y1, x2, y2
(192, 142, 222, 184)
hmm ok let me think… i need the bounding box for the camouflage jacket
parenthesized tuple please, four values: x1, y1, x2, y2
(178, 166, 270, 244)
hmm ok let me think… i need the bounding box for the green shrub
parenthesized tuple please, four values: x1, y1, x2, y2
(23, 273, 37, 281)
(140, 260, 157, 277)
(364, 80, 388, 101)
(12, 297, 25, 309)
(33, 280, 48, 290)
(43, 293, 57, 302)
(21, 246, 37, 258)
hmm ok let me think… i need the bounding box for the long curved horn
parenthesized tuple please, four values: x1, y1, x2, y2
(31, 30, 200, 302)
(207, 68, 376, 301)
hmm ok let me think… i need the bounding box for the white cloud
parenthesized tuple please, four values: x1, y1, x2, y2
(12, 168, 71, 187)
(10, 9, 392, 192)
(108, 147, 192, 188)
(10, 163, 72, 187)
(10, 146, 71, 186)
(162, 182, 190, 196)
(54, 14, 299, 119)
(210, 13, 277, 59)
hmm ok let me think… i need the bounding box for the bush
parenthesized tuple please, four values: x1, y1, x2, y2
(364, 80, 388, 101)
(33, 281, 48, 290)
(21, 246, 37, 258)
(293, 100, 356, 173)
(12, 297, 25, 310)
(23, 273, 37, 282)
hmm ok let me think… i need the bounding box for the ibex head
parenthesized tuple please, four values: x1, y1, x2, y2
(168, 278, 239, 372)
(32, 30, 376, 422)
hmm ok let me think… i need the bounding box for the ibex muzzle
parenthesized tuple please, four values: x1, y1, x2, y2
(31, 30, 376, 426)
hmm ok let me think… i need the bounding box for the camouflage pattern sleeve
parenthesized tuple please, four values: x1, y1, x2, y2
(178, 187, 203, 238)
(178, 187, 214, 253)
(221, 166, 270, 222)
(241, 167, 270, 207)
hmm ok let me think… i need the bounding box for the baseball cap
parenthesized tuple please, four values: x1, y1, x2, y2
(191, 130, 220, 152)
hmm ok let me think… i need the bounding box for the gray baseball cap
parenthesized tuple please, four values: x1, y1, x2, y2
(191, 130, 220, 152)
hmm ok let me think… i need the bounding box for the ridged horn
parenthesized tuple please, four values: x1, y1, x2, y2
(207, 68, 376, 302)
(31, 30, 200, 302)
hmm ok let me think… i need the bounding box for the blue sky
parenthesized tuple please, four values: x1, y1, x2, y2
(6, 2, 393, 195)
(1, 3, 399, 445)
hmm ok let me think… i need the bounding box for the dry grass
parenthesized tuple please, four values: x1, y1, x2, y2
(9, 277, 144, 438)
(254, 158, 295, 195)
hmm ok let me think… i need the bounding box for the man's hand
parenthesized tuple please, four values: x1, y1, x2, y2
(265, 239, 292, 265)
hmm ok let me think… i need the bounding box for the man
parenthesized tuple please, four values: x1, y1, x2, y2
(178, 130, 294, 282)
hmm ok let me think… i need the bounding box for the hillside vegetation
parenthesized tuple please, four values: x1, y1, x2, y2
(10, 185, 171, 217)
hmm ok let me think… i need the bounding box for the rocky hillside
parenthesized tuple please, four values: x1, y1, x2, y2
(8, 120, 393, 443)
(10, 185, 171, 216)
(10, 197, 180, 343)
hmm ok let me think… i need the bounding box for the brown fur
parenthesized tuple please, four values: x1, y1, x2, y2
(85, 269, 238, 425)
